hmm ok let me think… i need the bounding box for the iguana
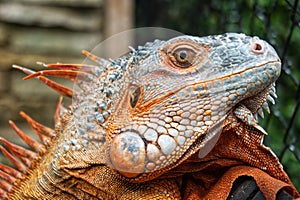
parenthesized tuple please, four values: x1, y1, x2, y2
(0, 33, 299, 199)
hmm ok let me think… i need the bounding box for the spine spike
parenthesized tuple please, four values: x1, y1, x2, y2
(0, 137, 36, 160)
(258, 108, 265, 118)
(20, 111, 55, 138)
(0, 164, 21, 179)
(0, 187, 7, 198)
(270, 90, 277, 98)
(8, 120, 45, 154)
(267, 95, 275, 104)
(54, 96, 67, 124)
(23, 70, 86, 82)
(47, 63, 96, 71)
(0, 169, 16, 184)
(0, 146, 26, 173)
(15, 157, 31, 168)
(36, 76, 73, 98)
(0, 179, 11, 192)
(13, 65, 73, 98)
(12, 65, 35, 75)
(82, 50, 111, 66)
(263, 102, 271, 113)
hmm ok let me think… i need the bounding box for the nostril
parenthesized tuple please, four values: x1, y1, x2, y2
(251, 40, 264, 54)
(254, 43, 262, 51)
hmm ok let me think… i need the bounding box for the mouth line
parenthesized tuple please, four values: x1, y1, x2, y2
(219, 60, 280, 81)
(138, 59, 280, 111)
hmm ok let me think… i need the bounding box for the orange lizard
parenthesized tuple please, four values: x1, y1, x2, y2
(0, 33, 298, 199)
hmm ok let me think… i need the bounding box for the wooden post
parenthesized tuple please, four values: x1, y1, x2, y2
(104, 0, 134, 59)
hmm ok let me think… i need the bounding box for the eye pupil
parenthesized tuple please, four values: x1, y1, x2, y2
(173, 49, 193, 67)
(179, 51, 187, 61)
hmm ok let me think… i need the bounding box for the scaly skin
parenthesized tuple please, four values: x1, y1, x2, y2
(0, 33, 298, 199)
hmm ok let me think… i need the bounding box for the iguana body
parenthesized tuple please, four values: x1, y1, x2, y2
(0, 33, 298, 199)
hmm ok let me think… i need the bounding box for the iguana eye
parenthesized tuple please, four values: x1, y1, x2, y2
(170, 47, 195, 68)
(159, 40, 210, 72)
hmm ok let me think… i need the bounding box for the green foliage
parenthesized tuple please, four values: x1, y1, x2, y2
(136, 0, 300, 190)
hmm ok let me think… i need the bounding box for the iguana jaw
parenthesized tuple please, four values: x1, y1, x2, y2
(177, 82, 279, 163)
(234, 72, 280, 136)
(176, 60, 282, 163)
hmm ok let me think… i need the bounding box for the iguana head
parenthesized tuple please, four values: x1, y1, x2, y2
(69, 33, 281, 180)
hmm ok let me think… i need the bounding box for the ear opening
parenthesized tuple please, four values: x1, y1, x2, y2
(129, 85, 141, 108)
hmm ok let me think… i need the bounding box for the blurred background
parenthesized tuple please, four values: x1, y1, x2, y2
(0, 0, 299, 190)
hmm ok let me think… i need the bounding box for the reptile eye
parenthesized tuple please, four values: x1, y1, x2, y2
(161, 40, 209, 70)
(170, 47, 196, 68)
